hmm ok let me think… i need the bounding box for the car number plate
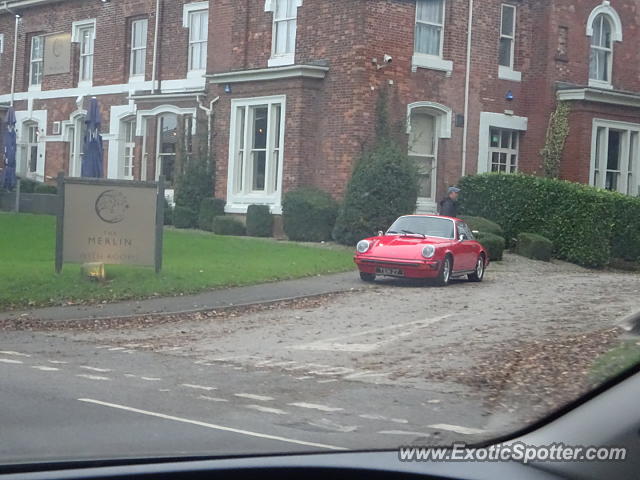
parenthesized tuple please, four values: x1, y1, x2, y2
(376, 267, 405, 277)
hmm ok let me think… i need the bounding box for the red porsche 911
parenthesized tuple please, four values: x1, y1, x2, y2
(354, 215, 489, 286)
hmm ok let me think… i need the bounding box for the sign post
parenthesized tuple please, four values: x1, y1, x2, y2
(55, 175, 164, 274)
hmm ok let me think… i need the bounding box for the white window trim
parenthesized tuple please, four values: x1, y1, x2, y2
(477, 112, 527, 174)
(586, 2, 622, 89)
(407, 101, 452, 139)
(412, 0, 452, 73)
(590, 118, 640, 195)
(183, 3, 209, 75)
(499, 4, 516, 69)
(14, 110, 47, 181)
(129, 18, 148, 81)
(498, 65, 522, 82)
(265, 0, 303, 68)
(28, 35, 44, 92)
(72, 19, 96, 87)
(226, 94, 286, 214)
(0, 34, 4, 54)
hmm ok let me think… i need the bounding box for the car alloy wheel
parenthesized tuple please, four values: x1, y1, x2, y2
(435, 256, 451, 286)
(468, 255, 485, 282)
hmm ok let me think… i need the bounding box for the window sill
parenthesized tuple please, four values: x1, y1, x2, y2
(78, 80, 93, 89)
(28, 84, 42, 92)
(187, 70, 206, 80)
(268, 55, 295, 68)
(498, 66, 522, 82)
(411, 54, 453, 74)
(128, 75, 146, 85)
(588, 79, 614, 90)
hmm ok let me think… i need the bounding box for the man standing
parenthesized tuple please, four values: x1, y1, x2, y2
(439, 186, 460, 218)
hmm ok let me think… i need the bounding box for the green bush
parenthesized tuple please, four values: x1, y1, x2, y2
(173, 206, 197, 229)
(459, 215, 504, 237)
(163, 199, 173, 226)
(17, 178, 38, 193)
(174, 157, 211, 213)
(476, 232, 506, 262)
(516, 233, 553, 262)
(213, 216, 246, 236)
(246, 205, 273, 237)
(283, 187, 338, 242)
(198, 198, 226, 232)
(458, 173, 640, 267)
(333, 139, 419, 245)
(34, 184, 57, 194)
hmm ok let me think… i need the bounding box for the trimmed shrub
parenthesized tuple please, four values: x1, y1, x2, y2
(333, 139, 419, 245)
(213, 216, 246, 236)
(17, 178, 38, 193)
(174, 157, 212, 214)
(459, 215, 504, 237)
(173, 206, 197, 229)
(246, 205, 273, 237)
(476, 232, 506, 262)
(283, 187, 338, 242)
(163, 199, 173, 226)
(516, 233, 553, 262)
(458, 173, 640, 267)
(198, 198, 226, 232)
(34, 184, 57, 194)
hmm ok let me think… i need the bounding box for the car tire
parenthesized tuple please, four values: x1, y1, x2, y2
(468, 254, 485, 282)
(434, 256, 452, 287)
(360, 272, 376, 282)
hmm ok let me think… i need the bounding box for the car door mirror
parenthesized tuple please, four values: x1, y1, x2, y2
(458, 234, 466, 242)
(377, 230, 384, 237)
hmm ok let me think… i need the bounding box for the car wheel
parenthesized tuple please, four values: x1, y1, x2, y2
(468, 254, 485, 282)
(360, 272, 376, 282)
(434, 256, 452, 287)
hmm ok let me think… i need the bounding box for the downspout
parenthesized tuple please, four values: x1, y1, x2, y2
(461, 0, 473, 178)
(197, 95, 220, 161)
(6, 4, 20, 106)
(151, 0, 161, 93)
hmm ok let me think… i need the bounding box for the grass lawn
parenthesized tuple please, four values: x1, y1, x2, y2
(589, 340, 640, 386)
(0, 213, 355, 310)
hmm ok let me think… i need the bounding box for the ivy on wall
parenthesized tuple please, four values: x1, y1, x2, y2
(540, 101, 570, 179)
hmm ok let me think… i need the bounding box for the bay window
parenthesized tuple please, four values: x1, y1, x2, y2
(592, 121, 640, 196)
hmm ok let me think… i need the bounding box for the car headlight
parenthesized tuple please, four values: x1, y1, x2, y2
(357, 240, 371, 254)
(422, 245, 436, 258)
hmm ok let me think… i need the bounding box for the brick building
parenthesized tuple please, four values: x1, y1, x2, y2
(1, 0, 639, 216)
(0, 0, 211, 201)
(208, 0, 640, 215)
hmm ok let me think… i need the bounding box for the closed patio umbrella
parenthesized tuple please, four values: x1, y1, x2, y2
(81, 97, 104, 178)
(1, 107, 17, 190)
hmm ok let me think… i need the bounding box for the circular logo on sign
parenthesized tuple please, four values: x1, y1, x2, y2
(95, 190, 129, 224)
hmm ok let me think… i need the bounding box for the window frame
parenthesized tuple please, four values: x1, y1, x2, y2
(265, 0, 302, 68)
(129, 18, 148, 79)
(29, 35, 44, 90)
(183, 2, 209, 77)
(408, 110, 438, 205)
(121, 118, 136, 180)
(498, 4, 521, 82)
(227, 95, 287, 213)
(589, 14, 614, 88)
(72, 19, 96, 87)
(412, 0, 453, 73)
(488, 127, 520, 173)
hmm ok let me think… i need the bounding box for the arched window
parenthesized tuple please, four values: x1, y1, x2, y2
(586, 2, 622, 87)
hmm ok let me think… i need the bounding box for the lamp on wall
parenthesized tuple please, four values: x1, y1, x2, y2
(224, 84, 232, 94)
(505, 90, 514, 101)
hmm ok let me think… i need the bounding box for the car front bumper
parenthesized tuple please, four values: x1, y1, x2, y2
(354, 255, 442, 278)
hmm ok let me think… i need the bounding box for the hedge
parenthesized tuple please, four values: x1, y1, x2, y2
(17, 178, 38, 193)
(459, 173, 640, 267)
(516, 233, 553, 262)
(476, 232, 505, 262)
(34, 184, 57, 194)
(163, 198, 173, 226)
(173, 206, 197, 229)
(198, 198, 226, 232)
(333, 139, 418, 245)
(246, 205, 273, 237)
(213, 216, 246, 236)
(283, 187, 338, 242)
(459, 215, 504, 237)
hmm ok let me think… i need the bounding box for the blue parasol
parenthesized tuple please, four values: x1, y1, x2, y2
(1, 107, 17, 190)
(81, 98, 104, 178)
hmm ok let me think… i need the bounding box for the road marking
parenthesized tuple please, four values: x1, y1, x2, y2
(294, 315, 452, 353)
(76, 374, 111, 381)
(0, 358, 23, 364)
(32, 366, 60, 372)
(0, 351, 31, 357)
(48, 360, 68, 364)
(308, 419, 358, 433)
(182, 383, 217, 391)
(245, 405, 288, 415)
(140, 376, 162, 382)
(379, 430, 431, 437)
(80, 366, 112, 373)
(288, 402, 344, 413)
(78, 398, 346, 451)
(198, 395, 229, 403)
(234, 393, 274, 402)
(428, 424, 485, 435)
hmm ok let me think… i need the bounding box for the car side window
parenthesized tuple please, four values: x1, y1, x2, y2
(457, 223, 474, 241)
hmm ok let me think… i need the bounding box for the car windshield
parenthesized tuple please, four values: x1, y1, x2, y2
(388, 216, 455, 239)
(2, 0, 640, 471)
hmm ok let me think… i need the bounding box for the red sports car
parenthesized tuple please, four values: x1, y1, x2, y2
(354, 215, 489, 286)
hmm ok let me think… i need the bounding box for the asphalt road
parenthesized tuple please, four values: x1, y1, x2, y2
(0, 330, 488, 466)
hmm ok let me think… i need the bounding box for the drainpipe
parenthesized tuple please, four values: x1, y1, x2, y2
(197, 95, 220, 161)
(4, 2, 20, 106)
(461, 0, 473, 178)
(151, 0, 162, 93)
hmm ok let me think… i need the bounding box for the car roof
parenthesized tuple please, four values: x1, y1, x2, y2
(400, 214, 462, 222)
